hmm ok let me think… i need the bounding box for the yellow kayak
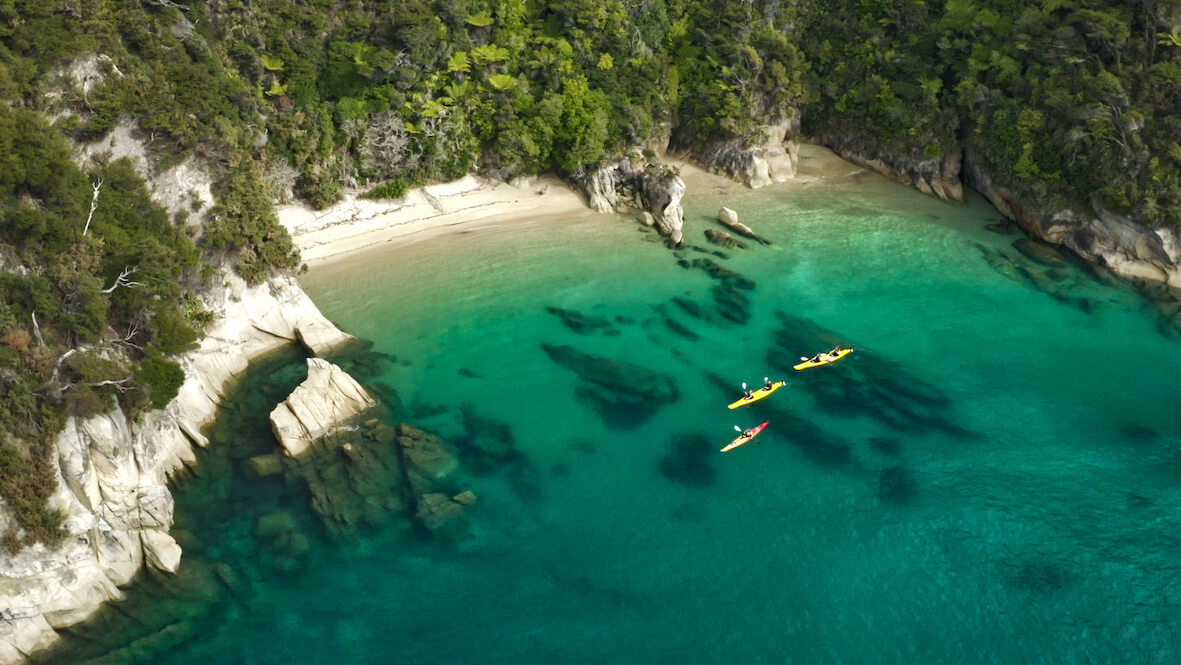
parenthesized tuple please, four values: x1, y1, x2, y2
(727, 381, 785, 409)
(793, 348, 853, 370)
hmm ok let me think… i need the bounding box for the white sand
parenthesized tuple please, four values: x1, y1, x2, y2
(280, 146, 861, 269)
(278, 174, 598, 267)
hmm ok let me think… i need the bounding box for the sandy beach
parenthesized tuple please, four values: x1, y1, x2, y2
(280, 145, 865, 270)
(277, 174, 601, 267)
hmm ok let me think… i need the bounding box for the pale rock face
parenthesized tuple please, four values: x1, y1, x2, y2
(697, 115, 800, 188)
(0, 269, 355, 664)
(270, 359, 375, 457)
(641, 170, 685, 239)
(718, 207, 739, 226)
(575, 160, 686, 244)
(823, 133, 964, 203)
(140, 530, 182, 574)
(148, 157, 216, 224)
(964, 153, 1181, 288)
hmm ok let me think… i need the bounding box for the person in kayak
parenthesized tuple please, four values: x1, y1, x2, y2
(742, 386, 754, 400)
(762, 376, 774, 390)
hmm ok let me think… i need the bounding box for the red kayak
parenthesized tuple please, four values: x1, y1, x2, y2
(721, 421, 769, 452)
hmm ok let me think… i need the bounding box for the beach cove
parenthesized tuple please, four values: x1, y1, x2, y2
(35, 147, 1181, 665)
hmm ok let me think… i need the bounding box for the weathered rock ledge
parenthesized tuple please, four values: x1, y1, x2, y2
(270, 359, 374, 457)
(821, 133, 964, 203)
(573, 158, 686, 245)
(963, 153, 1181, 288)
(693, 114, 800, 188)
(0, 272, 354, 664)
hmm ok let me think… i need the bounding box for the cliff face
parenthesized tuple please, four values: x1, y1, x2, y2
(963, 154, 1181, 288)
(694, 114, 801, 189)
(821, 134, 1181, 288)
(0, 273, 354, 664)
(822, 133, 964, 203)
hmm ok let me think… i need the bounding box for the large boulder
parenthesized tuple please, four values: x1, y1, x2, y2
(716, 207, 768, 245)
(573, 159, 686, 245)
(269, 358, 374, 457)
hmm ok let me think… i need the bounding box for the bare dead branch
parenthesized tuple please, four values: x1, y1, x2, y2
(82, 177, 103, 236)
(101, 266, 144, 294)
(142, 0, 189, 10)
(31, 311, 45, 347)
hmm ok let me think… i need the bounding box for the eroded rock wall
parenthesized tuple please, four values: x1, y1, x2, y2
(963, 153, 1181, 288)
(822, 133, 964, 203)
(0, 273, 354, 663)
(694, 114, 801, 188)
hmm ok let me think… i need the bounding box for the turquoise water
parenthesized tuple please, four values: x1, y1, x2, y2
(42, 173, 1181, 664)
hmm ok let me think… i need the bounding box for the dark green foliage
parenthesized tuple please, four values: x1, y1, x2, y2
(134, 355, 185, 411)
(0, 108, 208, 550)
(204, 161, 301, 283)
(0, 441, 65, 551)
(801, 0, 1181, 228)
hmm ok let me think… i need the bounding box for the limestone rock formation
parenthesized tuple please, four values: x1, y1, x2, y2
(823, 133, 964, 203)
(696, 114, 800, 188)
(416, 491, 477, 531)
(574, 159, 686, 246)
(269, 359, 374, 457)
(704, 229, 748, 250)
(965, 153, 1181, 288)
(0, 271, 355, 663)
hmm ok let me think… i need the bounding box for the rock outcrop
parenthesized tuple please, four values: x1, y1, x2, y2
(716, 207, 768, 245)
(695, 114, 800, 188)
(0, 272, 354, 664)
(822, 133, 964, 203)
(269, 359, 374, 457)
(964, 154, 1181, 288)
(574, 159, 686, 245)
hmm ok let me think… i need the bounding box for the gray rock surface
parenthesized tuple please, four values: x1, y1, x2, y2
(964, 153, 1181, 288)
(696, 114, 800, 188)
(823, 133, 964, 203)
(574, 159, 685, 245)
(0, 272, 355, 664)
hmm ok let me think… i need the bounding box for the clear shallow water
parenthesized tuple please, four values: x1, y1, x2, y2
(41, 174, 1181, 664)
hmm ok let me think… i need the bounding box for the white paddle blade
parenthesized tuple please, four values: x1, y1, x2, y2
(741, 382, 747, 389)
(734, 425, 742, 432)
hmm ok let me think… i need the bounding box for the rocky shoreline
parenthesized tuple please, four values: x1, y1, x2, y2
(0, 274, 355, 663)
(4, 113, 1179, 664)
(816, 133, 1180, 289)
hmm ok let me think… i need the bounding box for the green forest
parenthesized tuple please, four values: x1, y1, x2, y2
(0, 0, 1177, 549)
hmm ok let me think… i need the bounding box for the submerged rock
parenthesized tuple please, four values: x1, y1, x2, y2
(415, 491, 477, 531)
(1012, 237, 1070, 268)
(545, 306, 615, 334)
(541, 343, 678, 429)
(704, 228, 748, 250)
(658, 434, 718, 487)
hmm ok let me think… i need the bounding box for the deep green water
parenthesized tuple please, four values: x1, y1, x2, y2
(41, 172, 1181, 664)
